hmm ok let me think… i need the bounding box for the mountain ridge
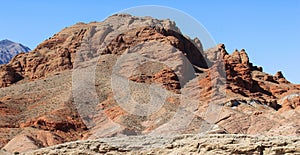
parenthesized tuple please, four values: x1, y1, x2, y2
(0, 39, 31, 64)
(0, 14, 299, 153)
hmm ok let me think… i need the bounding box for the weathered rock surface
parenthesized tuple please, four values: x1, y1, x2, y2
(21, 134, 300, 155)
(0, 14, 299, 153)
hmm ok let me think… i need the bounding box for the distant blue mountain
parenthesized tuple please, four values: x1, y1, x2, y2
(0, 39, 31, 64)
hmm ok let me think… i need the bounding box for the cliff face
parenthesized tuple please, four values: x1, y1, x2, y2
(0, 14, 299, 153)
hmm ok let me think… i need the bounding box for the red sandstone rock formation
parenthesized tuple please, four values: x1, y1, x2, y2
(0, 14, 299, 153)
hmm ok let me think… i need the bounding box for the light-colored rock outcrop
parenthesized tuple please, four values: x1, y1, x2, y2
(21, 134, 300, 155)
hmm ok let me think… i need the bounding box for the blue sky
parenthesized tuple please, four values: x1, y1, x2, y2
(1, 1, 299, 83)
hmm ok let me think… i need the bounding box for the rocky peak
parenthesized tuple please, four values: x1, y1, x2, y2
(0, 14, 206, 88)
(0, 39, 14, 45)
(0, 14, 300, 154)
(224, 49, 250, 66)
(275, 71, 284, 79)
(0, 39, 31, 64)
(274, 71, 289, 84)
(208, 45, 297, 106)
